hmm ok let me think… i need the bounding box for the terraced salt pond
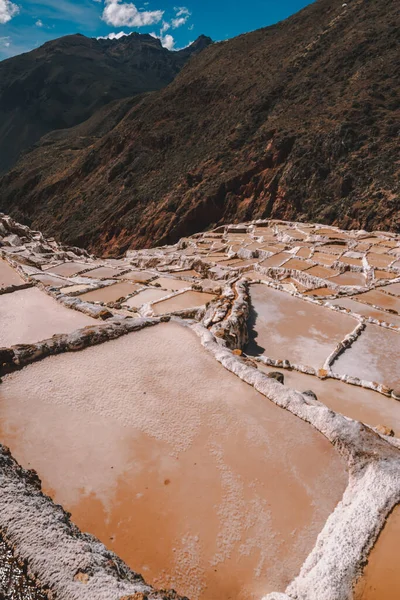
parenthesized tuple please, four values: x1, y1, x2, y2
(0, 322, 346, 600)
(257, 364, 400, 436)
(246, 284, 357, 369)
(152, 290, 216, 315)
(332, 324, 400, 391)
(0, 258, 24, 288)
(78, 281, 141, 303)
(354, 506, 400, 600)
(124, 287, 170, 309)
(0, 287, 95, 347)
(44, 261, 89, 277)
(330, 297, 400, 327)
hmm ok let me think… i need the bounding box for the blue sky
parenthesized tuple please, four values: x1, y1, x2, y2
(0, 0, 314, 59)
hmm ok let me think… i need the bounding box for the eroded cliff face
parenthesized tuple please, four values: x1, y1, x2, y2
(0, 0, 399, 255)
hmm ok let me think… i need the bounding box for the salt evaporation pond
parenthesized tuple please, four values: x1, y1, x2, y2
(0, 258, 24, 289)
(246, 284, 357, 369)
(257, 364, 400, 437)
(0, 322, 346, 600)
(332, 324, 400, 391)
(0, 287, 95, 347)
(78, 281, 141, 303)
(354, 506, 400, 600)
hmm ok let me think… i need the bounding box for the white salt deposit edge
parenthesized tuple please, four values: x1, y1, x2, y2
(0, 446, 187, 600)
(188, 320, 400, 600)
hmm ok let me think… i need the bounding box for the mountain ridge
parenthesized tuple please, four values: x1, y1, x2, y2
(0, 32, 212, 173)
(0, 0, 398, 255)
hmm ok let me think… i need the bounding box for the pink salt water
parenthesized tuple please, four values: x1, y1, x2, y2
(339, 255, 363, 267)
(0, 323, 346, 600)
(329, 271, 366, 287)
(306, 265, 340, 279)
(82, 266, 124, 279)
(151, 291, 215, 315)
(332, 324, 400, 391)
(312, 252, 337, 266)
(303, 287, 334, 297)
(282, 258, 313, 271)
(121, 270, 154, 283)
(374, 270, 396, 280)
(380, 282, 400, 296)
(32, 273, 68, 287)
(296, 247, 312, 259)
(355, 290, 400, 313)
(257, 365, 400, 437)
(44, 262, 89, 277)
(124, 287, 170, 309)
(150, 277, 191, 291)
(330, 297, 400, 327)
(366, 253, 394, 269)
(260, 252, 290, 267)
(0, 287, 95, 347)
(78, 282, 141, 303)
(354, 506, 400, 600)
(247, 284, 357, 369)
(171, 269, 201, 278)
(0, 259, 24, 288)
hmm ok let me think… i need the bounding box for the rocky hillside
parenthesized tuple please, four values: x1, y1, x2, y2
(0, 0, 398, 255)
(0, 33, 212, 173)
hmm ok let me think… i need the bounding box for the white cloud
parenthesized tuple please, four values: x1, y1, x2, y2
(174, 6, 190, 17)
(97, 30, 128, 40)
(35, 19, 44, 27)
(171, 6, 190, 28)
(102, 0, 163, 27)
(160, 20, 170, 34)
(0, 35, 10, 46)
(0, 0, 19, 24)
(150, 30, 175, 50)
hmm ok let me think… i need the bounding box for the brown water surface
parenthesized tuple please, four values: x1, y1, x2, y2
(31, 273, 68, 287)
(282, 258, 313, 271)
(0, 259, 24, 288)
(367, 253, 394, 269)
(380, 282, 400, 296)
(354, 506, 400, 600)
(151, 277, 191, 291)
(152, 291, 215, 315)
(78, 282, 141, 303)
(44, 262, 89, 277)
(355, 290, 400, 313)
(260, 253, 290, 267)
(124, 288, 170, 309)
(328, 272, 366, 287)
(332, 324, 400, 390)
(306, 265, 339, 279)
(247, 285, 357, 369)
(0, 323, 346, 600)
(82, 266, 124, 279)
(0, 287, 95, 347)
(330, 297, 400, 327)
(121, 270, 154, 283)
(312, 252, 337, 266)
(257, 365, 400, 436)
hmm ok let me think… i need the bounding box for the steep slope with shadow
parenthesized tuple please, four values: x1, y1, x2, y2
(0, 0, 398, 255)
(0, 32, 212, 173)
